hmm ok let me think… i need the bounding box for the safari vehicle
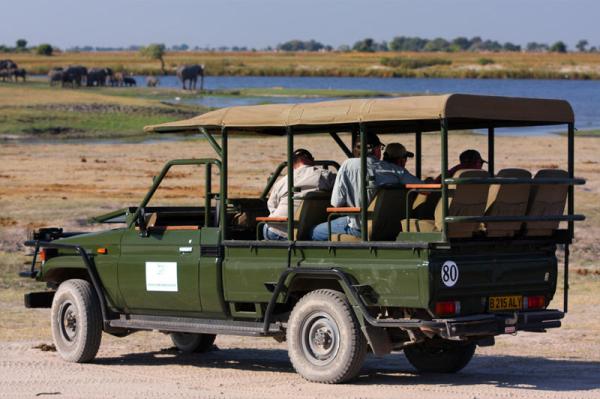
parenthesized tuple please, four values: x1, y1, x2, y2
(22, 94, 585, 383)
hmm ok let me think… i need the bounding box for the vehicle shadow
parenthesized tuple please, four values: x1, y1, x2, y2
(95, 347, 600, 392)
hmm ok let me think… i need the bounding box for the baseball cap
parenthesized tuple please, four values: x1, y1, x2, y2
(384, 143, 414, 160)
(459, 149, 487, 164)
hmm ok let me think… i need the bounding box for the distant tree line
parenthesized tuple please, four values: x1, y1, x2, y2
(2, 36, 599, 54)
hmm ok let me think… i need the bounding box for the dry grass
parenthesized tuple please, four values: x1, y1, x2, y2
(6, 51, 600, 78)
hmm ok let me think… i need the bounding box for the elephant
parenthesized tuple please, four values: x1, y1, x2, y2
(146, 76, 159, 87)
(48, 68, 63, 86)
(0, 59, 17, 70)
(61, 65, 88, 87)
(176, 64, 204, 91)
(13, 68, 26, 82)
(87, 68, 113, 86)
(123, 76, 137, 86)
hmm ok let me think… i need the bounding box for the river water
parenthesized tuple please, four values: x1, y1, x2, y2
(143, 76, 599, 135)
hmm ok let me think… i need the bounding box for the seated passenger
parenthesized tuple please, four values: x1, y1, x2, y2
(434, 149, 487, 183)
(379, 143, 422, 184)
(264, 149, 336, 240)
(310, 136, 420, 241)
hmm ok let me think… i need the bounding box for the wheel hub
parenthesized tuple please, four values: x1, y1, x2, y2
(301, 312, 340, 366)
(58, 301, 78, 342)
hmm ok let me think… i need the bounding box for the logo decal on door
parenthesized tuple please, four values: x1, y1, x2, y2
(145, 262, 178, 292)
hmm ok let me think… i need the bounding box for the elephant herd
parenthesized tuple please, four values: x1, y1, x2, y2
(1, 60, 205, 91)
(48, 66, 139, 88)
(0, 59, 27, 82)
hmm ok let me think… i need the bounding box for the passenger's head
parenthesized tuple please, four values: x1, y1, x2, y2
(383, 143, 414, 167)
(292, 148, 315, 168)
(353, 132, 384, 160)
(459, 149, 486, 169)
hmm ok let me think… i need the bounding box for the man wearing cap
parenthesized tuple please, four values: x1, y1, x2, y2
(311, 134, 419, 241)
(264, 149, 336, 240)
(379, 143, 422, 185)
(434, 149, 487, 183)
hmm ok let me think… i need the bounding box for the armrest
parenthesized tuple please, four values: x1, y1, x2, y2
(326, 207, 361, 213)
(405, 184, 442, 189)
(256, 216, 288, 222)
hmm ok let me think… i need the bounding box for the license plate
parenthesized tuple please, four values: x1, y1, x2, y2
(489, 295, 523, 311)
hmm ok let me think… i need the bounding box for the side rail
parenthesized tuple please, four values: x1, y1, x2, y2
(23, 240, 113, 329)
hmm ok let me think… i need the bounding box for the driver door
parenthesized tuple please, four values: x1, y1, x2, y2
(117, 224, 203, 315)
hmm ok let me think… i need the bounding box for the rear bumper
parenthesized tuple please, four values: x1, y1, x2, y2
(24, 291, 55, 308)
(422, 309, 564, 339)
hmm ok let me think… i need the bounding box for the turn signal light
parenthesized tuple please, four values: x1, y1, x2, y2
(524, 295, 545, 309)
(435, 301, 460, 316)
(97, 248, 108, 254)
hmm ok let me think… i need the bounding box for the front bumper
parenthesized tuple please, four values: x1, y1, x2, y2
(422, 309, 564, 339)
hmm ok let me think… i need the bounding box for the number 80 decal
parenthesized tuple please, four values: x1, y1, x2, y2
(441, 261, 459, 287)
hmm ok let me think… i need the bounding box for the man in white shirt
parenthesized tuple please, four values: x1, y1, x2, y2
(264, 149, 336, 240)
(310, 137, 421, 241)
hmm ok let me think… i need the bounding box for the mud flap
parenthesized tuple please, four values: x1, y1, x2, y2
(360, 325, 393, 357)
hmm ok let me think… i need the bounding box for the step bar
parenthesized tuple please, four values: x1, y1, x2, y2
(109, 314, 284, 337)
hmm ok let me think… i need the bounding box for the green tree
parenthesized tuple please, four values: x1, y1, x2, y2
(16, 39, 27, 51)
(550, 41, 567, 53)
(140, 43, 167, 74)
(36, 43, 53, 56)
(575, 39, 588, 52)
(352, 38, 377, 52)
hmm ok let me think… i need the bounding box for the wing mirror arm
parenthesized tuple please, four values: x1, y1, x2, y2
(137, 207, 149, 237)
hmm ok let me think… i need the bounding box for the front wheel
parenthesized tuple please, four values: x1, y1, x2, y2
(287, 289, 367, 384)
(404, 338, 476, 373)
(170, 333, 216, 354)
(50, 279, 103, 363)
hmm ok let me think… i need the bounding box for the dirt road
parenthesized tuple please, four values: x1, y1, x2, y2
(1, 330, 600, 399)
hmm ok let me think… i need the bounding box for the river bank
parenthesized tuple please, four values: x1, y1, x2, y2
(7, 50, 600, 79)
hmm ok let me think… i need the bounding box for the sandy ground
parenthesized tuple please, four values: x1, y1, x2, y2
(1, 134, 599, 398)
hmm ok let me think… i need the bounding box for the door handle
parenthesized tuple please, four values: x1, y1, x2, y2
(179, 246, 193, 253)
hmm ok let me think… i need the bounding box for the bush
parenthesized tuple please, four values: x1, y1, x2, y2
(477, 58, 495, 65)
(380, 56, 451, 69)
(36, 44, 53, 56)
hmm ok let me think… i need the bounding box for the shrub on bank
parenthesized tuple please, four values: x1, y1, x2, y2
(380, 56, 452, 69)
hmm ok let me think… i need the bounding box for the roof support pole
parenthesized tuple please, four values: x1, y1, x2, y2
(287, 126, 294, 240)
(205, 163, 212, 227)
(220, 127, 228, 241)
(567, 122, 575, 239)
(359, 123, 368, 241)
(415, 131, 422, 179)
(329, 131, 353, 158)
(487, 127, 495, 177)
(199, 127, 223, 158)
(441, 119, 449, 242)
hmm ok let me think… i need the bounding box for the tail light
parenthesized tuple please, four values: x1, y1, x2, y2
(435, 301, 461, 316)
(524, 296, 546, 309)
(38, 248, 47, 263)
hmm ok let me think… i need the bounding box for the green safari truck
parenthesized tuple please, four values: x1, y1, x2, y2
(21, 94, 585, 383)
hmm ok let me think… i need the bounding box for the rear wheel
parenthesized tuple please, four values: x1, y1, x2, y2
(287, 289, 367, 384)
(51, 279, 103, 363)
(404, 338, 476, 373)
(170, 333, 216, 354)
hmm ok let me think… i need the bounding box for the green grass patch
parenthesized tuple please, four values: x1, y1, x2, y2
(478, 57, 495, 65)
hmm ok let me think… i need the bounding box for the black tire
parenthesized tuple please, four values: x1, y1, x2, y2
(170, 333, 216, 354)
(287, 289, 367, 384)
(404, 339, 476, 373)
(50, 279, 102, 363)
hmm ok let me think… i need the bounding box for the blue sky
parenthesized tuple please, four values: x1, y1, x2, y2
(1, 0, 598, 49)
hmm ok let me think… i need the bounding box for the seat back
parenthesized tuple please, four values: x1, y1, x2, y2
(525, 169, 568, 236)
(434, 169, 489, 238)
(369, 187, 408, 240)
(485, 168, 532, 237)
(294, 191, 331, 240)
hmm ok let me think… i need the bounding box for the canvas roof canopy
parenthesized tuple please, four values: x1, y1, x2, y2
(144, 94, 574, 135)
